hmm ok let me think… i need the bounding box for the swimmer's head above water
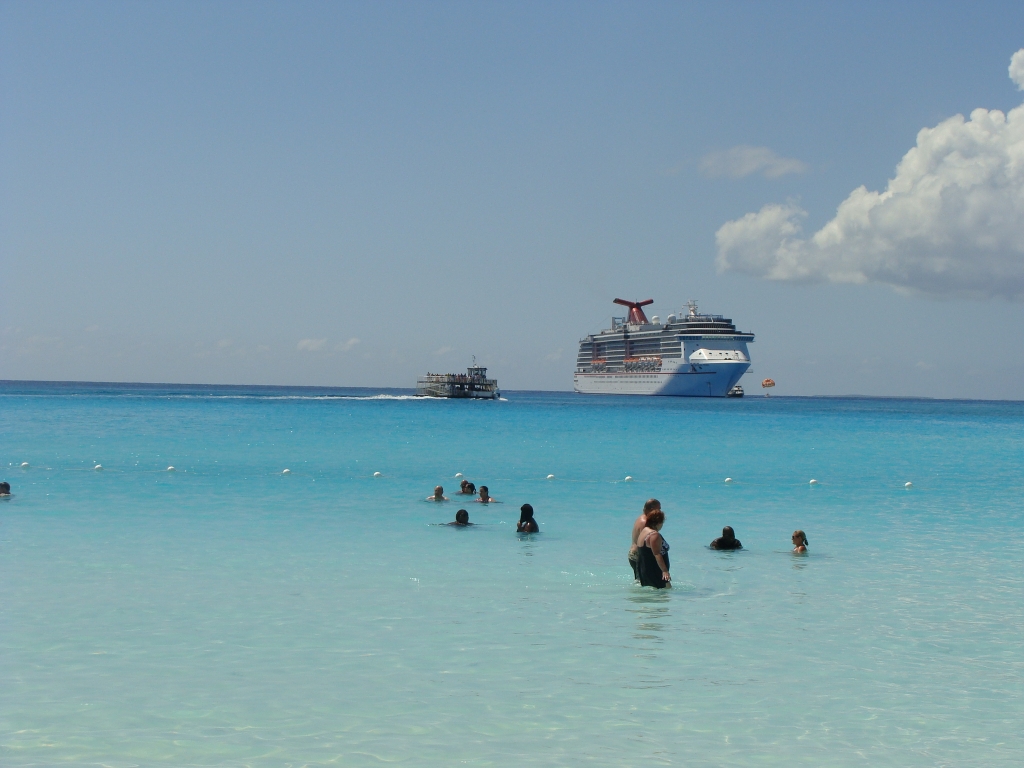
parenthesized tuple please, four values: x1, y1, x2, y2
(517, 503, 539, 533)
(477, 485, 495, 502)
(710, 525, 742, 550)
(429, 486, 448, 501)
(792, 530, 808, 553)
(0, 481, 10, 496)
(449, 509, 470, 526)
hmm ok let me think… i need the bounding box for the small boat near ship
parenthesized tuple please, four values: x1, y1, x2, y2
(727, 385, 744, 397)
(416, 361, 500, 399)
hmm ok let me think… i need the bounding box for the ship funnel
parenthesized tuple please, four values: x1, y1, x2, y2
(613, 298, 654, 325)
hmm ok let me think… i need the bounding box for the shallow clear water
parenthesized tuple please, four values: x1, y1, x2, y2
(2, 382, 1023, 766)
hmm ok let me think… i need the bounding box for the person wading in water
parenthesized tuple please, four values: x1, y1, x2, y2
(629, 499, 661, 580)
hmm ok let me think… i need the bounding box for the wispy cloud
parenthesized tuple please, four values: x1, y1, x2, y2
(434, 346, 455, 356)
(15, 334, 65, 357)
(544, 349, 563, 362)
(700, 145, 807, 179)
(297, 338, 327, 352)
(335, 337, 360, 352)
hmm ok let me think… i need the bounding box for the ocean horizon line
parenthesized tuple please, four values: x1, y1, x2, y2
(1, 378, 1023, 404)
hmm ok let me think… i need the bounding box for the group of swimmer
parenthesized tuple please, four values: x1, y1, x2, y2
(629, 498, 809, 589)
(428, 480, 539, 533)
(427, 480, 496, 503)
(3, 477, 818, 589)
(426, 486, 811, 578)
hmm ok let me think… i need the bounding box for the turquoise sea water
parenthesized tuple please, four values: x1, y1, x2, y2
(2, 382, 1023, 767)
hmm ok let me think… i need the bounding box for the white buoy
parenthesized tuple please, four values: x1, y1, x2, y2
(167, 466, 175, 472)
(546, 474, 555, 480)
(905, 481, 913, 488)
(282, 469, 291, 475)
(725, 477, 733, 484)
(624, 476, 634, 482)
(455, 472, 463, 478)
(373, 471, 382, 477)
(20, 462, 29, 468)
(809, 479, 818, 485)
(94, 464, 103, 471)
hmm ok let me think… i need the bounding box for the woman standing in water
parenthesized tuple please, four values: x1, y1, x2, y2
(791, 530, 809, 553)
(517, 503, 539, 533)
(636, 509, 670, 588)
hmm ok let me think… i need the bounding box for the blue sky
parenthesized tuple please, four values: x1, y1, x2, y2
(3, 2, 1024, 397)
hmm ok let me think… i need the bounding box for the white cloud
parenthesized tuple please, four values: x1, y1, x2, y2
(715, 49, 1024, 300)
(700, 145, 808, 179)
(296, 338, 327, 352)
(335, 337, 360, 352)
(434, 346, 454, 355)
(1011, 49, 1024, 90)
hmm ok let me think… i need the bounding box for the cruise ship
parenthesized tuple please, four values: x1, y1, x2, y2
(573, 299, 754, 396)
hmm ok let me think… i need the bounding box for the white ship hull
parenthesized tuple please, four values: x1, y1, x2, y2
(574, 359, 749, 396)
(574, 298, 754, 397)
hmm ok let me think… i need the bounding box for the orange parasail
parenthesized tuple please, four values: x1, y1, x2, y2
(761, 378, 776, 388)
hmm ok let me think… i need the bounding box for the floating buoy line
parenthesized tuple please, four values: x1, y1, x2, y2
(5, 463, 926, 493)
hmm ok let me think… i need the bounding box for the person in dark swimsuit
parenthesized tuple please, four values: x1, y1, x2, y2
(476, 485, 497, 503)
(629, 498, 661, 580)
(517, 503, 539, 533)
(636, 509, 670, 588)
(710, 526, 742, 550)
